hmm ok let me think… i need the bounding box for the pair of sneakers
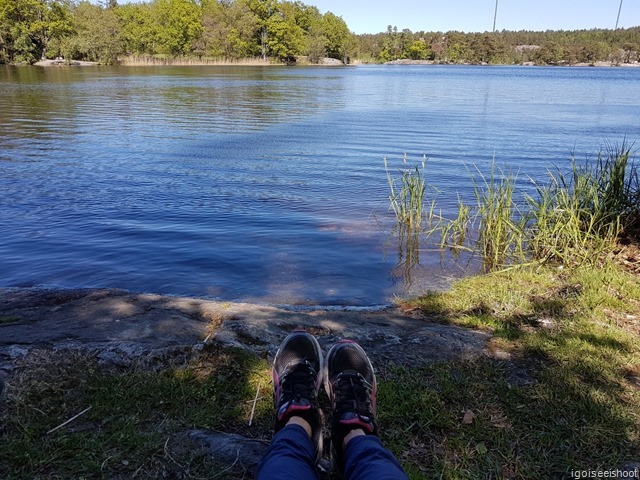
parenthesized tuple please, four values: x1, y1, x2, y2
(272, 331, 379, 475)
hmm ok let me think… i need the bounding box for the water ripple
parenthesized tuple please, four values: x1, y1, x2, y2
(1, 65, 638, 304)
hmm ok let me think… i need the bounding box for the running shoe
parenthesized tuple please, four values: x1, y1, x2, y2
(325, 340, 379, 476)
(272, 331, 324, 463)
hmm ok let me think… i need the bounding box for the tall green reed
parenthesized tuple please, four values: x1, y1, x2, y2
(438, 164, 527, 271)
(384, 142, 637, 272)
(473, 165, 528, 271)
(384, 154, 431, 229)
(591, 142, 639, 233)
(527, 142, 637, 266)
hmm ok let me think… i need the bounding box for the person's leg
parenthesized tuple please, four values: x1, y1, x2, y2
(256, 418, 319, 480)
(255, 331, 324, 480)
(325, 340, 409, 480)
(342, 433, 408, 479)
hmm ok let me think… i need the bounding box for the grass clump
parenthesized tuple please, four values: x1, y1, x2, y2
(385, 154, 431, 230)
(467, 164, 528, 271)
(528, 142, 639, 266)
(386, 142, 639, 272)
(397, 263, 640, 478)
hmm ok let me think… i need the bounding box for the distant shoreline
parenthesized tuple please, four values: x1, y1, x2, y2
(384, 58, 640, 67)
(34, 59, 100, 67)
(32, 56, 348, 68)
(30, 57, 640, 68)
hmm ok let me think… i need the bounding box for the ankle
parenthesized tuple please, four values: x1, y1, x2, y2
(343, 428, 366, 448)
(286, 416, 312, 438)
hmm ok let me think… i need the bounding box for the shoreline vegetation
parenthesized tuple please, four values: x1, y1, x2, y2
(385, 143, 639, 273)
(1, 0, 639, 68)
(31, 56, 640, 68)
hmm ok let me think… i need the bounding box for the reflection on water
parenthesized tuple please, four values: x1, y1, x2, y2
(390, 225, 423, 290)
(1, 65, 639, 305)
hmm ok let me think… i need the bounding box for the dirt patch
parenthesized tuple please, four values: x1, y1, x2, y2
(614, 242, 640, 275)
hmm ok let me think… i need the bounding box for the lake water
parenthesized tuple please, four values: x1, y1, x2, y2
(1, 65, 638, 305)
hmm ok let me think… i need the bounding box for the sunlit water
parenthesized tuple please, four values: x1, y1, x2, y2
(1, 65, 638, 305)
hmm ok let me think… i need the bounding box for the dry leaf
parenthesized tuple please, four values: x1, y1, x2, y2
(462, 409, 476, 424)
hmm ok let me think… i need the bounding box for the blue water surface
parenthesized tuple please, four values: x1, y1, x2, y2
(1, 65, 638, 304)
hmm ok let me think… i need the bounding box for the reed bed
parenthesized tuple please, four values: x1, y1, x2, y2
(384, 154, 431, 230)
(527, 142, 638, 266)
(385, 143, 638, 271)
(118, 55, 275, 66)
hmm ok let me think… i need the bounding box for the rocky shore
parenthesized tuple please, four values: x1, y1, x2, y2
(0, 287, 490, 380)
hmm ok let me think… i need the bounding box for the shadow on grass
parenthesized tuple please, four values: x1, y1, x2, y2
(0, 346, 274, 479)
(396, 272, 640, 478)
(378, 338, 639, 478)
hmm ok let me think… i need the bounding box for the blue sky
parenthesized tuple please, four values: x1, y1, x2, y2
(115, 0, 639, 34)
(309, 0, 639, 34)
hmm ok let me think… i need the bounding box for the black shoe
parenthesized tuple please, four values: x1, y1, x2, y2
(325, 340, 379, 476)
(272, 331, 324, 463)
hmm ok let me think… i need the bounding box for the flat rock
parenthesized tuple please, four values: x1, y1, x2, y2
(0, 288, 490, 370)
(188, 430, 269, 474)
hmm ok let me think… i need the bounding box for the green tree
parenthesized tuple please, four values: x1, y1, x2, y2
(305, 21, 326, 62)
(535, 41, 564, 65)
(266, 9, 304, 61)
(621, 42, 639, 63)
(444, 31, 468, 63)
(247, 0, 277, 59)
(117, 2, 156, 55)
(41, 0, 74, 59)
(282, 0, 324, 61)
(152, 0, 202, 55)
(398, 28, 413, 58)
(201, 0, 259, 58)
(354, 32, 384, 62)
(322, 12, 354, 62)
(61, 1, 122, 63)
(405, 39, 428, 60)
(0, 0, 72, 63)
(380, 24, 399, 61)
(467, 32, 508, 64)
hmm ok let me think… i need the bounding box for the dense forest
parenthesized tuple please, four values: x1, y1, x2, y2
(1, 0, 639, 66)
(360, 25, 640, 65)
(0, 0, 355, 64)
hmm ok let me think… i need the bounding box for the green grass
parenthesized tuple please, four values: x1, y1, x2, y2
(472, 164, 528, 271)
(527, 143, 638, 266)
(398, 263, 640, 478)
(1, 264, 639, 479)
(0, 347, 274, 479)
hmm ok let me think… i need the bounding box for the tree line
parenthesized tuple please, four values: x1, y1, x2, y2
(1, 0, 639, 66)
(358, 26, 640, 65)
(0, 0, 355, 64)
